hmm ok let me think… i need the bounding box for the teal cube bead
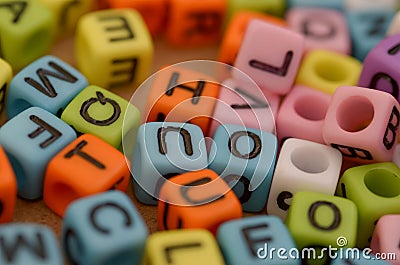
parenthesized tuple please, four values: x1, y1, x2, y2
(0, 107, 76, 199)
(287, 0, 344, 10)
(0, 224, 62, 265)
(131, 122, 208, 205)
(7, 55, 88, 119)
(209, 124, 277, 212)
(217, 215, 300, 264)
(62, 190, 148, 265)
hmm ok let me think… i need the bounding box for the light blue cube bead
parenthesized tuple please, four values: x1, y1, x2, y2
(331, 249, 391, 264)
(0, 107, 76, 199)
(0, 224, 63, 265)
(208, 124, 277, 212)
(62, 190, 148, 265)
(287, 0, 344, 10)
(131, 122, 208, 205)
(346, 9, 396, 61)
(217, 215, 300, 265)
(6, 55, 88, 119)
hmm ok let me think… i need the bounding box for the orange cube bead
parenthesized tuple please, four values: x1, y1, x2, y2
(43, 134, 130, 217)
(98, 0, 167, 35)
(218, 11, 287, 65)
(0, 146, 17, 223)
(165, 0, 227, 46)
(145, 65, 220, 135)
(158, 169, 242, 234)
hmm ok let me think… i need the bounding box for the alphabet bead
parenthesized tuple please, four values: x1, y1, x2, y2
(0, 58, 12, 114)
(0, 107, 76, 200)
(158, 169, 242, 234)
(6, 55, 88, 119)
(323, 86, 400, 163)
(62, 191, 148, 265)
(145, 229, 225, 265)
(44, 134, 130, 216)
(0, 224, 62, 265)
(344, 0, 399, 11)
(337, 162, 400, 248)
(0, 146, 16, 223)
(295, 49, 362, 95)
(0, 0, 56, 70)
(234, 19, 305, 95)
(75, 9, 153, 88)
(358, 34, 400, 103)
(370, 215, 400, 263)
(208, 124, 277, 212)
(217, 215, 300, 265)
(387, 11, 400, 36)
(267, 138, 342, 220)
(226, 0, 286, 23)
(286, 0, 344, 10)
(131, 122, 208, 205)
(61, 85, 141, 150)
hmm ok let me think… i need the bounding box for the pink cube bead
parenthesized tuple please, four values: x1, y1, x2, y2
(234, 19, 305, 95)
(323, 86, 400, 163)
(208, 78, 279, 138)
(286, 8, 351, 55)
(276, 85, 331, 145)
(370, 214, 400, 264)
(358, 34, 400, 103)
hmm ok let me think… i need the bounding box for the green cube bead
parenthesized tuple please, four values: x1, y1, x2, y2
(336, 162, 400, 248)
(227, 0, 286, 21)
(0, 0, 56, 70)
(286, 191, 358, 264)
(61, 85, 140, 151)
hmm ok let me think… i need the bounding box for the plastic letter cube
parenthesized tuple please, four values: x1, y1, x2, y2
(145, 229, 225, 265)
(0, 146, 16, 223)
(158, 169, 242, 233)
(287, 0, 344, 10)
(0, 224, 62, 265)
(208, 124, 278, 212)
(234, 19, 305, 95)
(286, 192, 358, 261)
(226, 0, 286, 21)
(295, 49, 362, 95)
(286, 8, 350, 54)
(217, 215, 300, 265)
(132, 122, 208, 205)
(62, 191, 148, 265)
(208, 78, 279, 138)
(358, 34, 400, 104)
(267, 138, 342, 220)
(370, 215, 400, 263)
(61, 85, 141, 150)
(7, 55, 88, 119)
(337, 162, 400, 248)
(218, 11, 287, 66)
(323, 86, 400, 163)
(75, 9, 153, 88)
(347, 9, 395, 61)
(165, 0, 227, 47)
(0, 0, 56, 70)
(387, 11, 400, 36)
(0, 107, 76, 199)
(0, 58, 12, 114)
(145, 66, 220, 134)
(44, 134, 130, 217)
(276, 85, 332, 144)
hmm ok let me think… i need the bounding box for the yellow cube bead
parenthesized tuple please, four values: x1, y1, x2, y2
(0, 58, 12, 114)
(38, 0, 95, 36)
(0, 0, 56, 70)
(295, 49, 362, 95)
(145, 229, 225, 265)
(75, 9, 154, 90)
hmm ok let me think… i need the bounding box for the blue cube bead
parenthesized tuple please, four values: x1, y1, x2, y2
(131, 122, 208, 205)
(217, 215, 300, 265)
(208, 124, 277, 212)
(287, 0, 344, 11)
(62, 190, 148, 265)
(6, 55, 88, 119)
(347, 9, 396, 61)
(0, 107, 76, 199)
(0, 224, 63, 265)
